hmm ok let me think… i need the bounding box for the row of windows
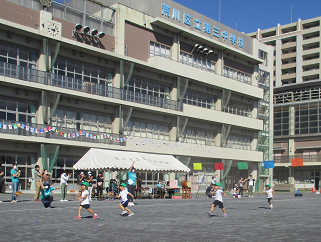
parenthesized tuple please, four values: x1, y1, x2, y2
(0, 98, 36, 123)
(125, 77, 170, 100)
(0, 153, 36, 190)
(274, 103, 321, 136)
(52, 59, 113, 86)
(223, 66, 251, 84)
(124, 120, 170, 141)
(52, 108, 112, 133)
(0, 44, 37, 68)
(226, 135, 251, 150)
(179, 52, 215, 72)
(225, 102, 252, 117)
(179, 129, 215, 146)
(150, 42, 170, 59)
(182, 91, 215, 110)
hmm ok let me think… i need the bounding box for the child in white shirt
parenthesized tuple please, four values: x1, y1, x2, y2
(115, 183, 134, 217)
(75, 182, 98, 219)
(208, 183, 227, 217)
(265, 184, 276, 209)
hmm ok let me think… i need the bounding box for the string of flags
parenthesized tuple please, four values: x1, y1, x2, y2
(0, 121, 215, 153)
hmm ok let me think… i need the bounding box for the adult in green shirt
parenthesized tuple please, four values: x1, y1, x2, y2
(11, 164, 20, 203)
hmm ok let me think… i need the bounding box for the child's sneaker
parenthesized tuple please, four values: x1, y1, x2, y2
(60, 199, 64, 202)
(122, 210, 128, 215)
(75, 216, 81, 220)
(92, 214, 99, 219)
(270, 204, 273, 209)
(224, 213, 227, 217)
(208, 211, 213, 215)
(128, 212, 134, 217)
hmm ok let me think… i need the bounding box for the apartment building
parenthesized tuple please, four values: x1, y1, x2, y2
(0, 0, 272, 192)
(249, 17, 321, 190)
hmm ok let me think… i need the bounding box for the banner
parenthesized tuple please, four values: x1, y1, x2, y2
(291, 158, 303, 167)
(193, 163, 203, 170)
(215, 163, 224, 170)
(263, 160, 275, 169)
(238, 162, 248, 170)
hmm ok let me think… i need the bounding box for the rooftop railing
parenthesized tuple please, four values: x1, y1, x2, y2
(0, 62, 183, 112)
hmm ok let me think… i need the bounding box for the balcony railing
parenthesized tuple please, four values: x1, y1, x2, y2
(0, 62, 183, 112)
(0, 120, 126, 146)
(274, 155, 321, 163)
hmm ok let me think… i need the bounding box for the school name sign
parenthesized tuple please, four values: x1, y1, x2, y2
(160, 2, 252, 53)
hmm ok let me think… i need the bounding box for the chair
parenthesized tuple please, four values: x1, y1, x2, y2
(15, 191, 22, 202)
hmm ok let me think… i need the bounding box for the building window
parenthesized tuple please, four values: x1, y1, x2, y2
(294, 103, 319, 135)
(124, 120, 170, 141)
(223, 66, 251, 84)
(274, 106, 289, 136)
(51, 107, 112, 133)
(0, 153, 37, 190)
(225, 102, 252, 117)
(179, 128, 215, 146)
(179, 51, 215, 73)
(183, 91, 215, 110)
(125, 77, 170, 99)
(0, 98, 37, 124)
(258, 69, 270, 86)
(150, 41, 170, 59)
(0, 43, 37, 68)
(258, 49, 268, 66)
(226, 135, 251, 150)
(52, 59, 113, 86)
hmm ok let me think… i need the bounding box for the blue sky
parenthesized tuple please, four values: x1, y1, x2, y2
(173, 0, 321, 33)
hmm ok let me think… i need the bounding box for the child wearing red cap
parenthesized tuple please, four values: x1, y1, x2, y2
(115, 183, 134, 217)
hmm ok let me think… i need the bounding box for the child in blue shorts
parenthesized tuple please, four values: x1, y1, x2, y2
(116, 183, 134, 217)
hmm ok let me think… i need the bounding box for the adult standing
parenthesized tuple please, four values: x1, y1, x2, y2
(96, 173, 104, 200)
(34, 165, 42, 201)
(11, 164, 20, 203)
(245, 175, 256, 197)
(238, 177, 245, 198)
(41, 169, 52, 184)
(0, 167, 5, 193)
(127, 161, 137, 206)
(60, 171, 70, 202)
(77, 172, 85, 193)
(86, 171, 93, 201)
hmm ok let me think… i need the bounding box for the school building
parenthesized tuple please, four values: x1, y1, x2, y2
(248, 17, 321, 191)
(0, 0, 273, 193)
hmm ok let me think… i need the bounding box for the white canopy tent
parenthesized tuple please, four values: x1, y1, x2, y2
(73, 148, 190, 173)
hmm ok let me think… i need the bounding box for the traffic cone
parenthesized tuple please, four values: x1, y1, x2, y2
(312, 187, 315, 193)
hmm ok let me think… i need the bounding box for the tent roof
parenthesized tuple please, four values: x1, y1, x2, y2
(73, 148, 190, 173)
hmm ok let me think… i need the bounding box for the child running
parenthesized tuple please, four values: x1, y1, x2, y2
(75, 182, 98, 220)
(208, 182, 227, 217)
(115, 183, 134, 217)
(265, 184, 276, 209)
